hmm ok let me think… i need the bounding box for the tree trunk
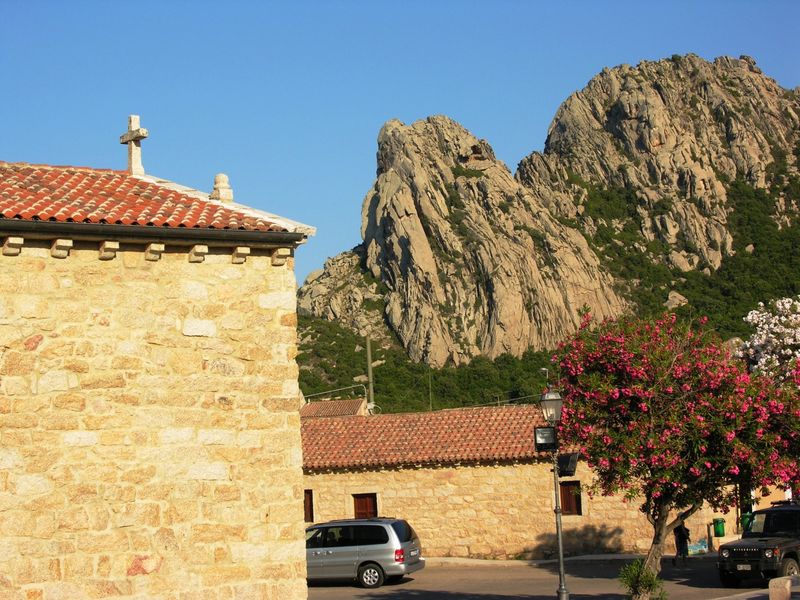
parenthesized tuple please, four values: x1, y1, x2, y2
(631, 513, 669, 600)
(631, 503, 701, 600)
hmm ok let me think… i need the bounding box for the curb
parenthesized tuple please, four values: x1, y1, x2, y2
(424, 553, 718, 568)
(423, 556, 799, 600)
(423, 555, 635, 568)
(709, 575, 800, 600)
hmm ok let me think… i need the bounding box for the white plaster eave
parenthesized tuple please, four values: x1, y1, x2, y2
(132, 173, 317, 238)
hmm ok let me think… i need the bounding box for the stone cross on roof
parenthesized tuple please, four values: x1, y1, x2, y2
(119, 115, 149, 175)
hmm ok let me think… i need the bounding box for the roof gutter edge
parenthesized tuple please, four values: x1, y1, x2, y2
(0, 219, 307, 247)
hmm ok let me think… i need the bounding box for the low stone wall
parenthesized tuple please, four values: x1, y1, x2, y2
(0, 244, 307, 599)
(305, 461, 729, 559)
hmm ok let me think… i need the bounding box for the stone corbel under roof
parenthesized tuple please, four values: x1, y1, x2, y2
(0, 219, 308, 265)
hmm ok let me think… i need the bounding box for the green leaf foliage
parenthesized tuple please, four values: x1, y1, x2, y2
(451, 164, 485, 179)
(298, 314, 552, 413)
(619, 559, 666, 600)
(583, 184, 641, 221)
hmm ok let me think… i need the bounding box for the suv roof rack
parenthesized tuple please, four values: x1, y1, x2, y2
(769, 499, 799, 507)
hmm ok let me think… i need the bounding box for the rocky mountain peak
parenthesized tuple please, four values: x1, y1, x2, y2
(301, 115, 625, 367)
(299, 54, 799, 368)
(518, 54, 799, 270)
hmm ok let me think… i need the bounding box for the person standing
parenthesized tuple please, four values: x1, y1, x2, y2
(672, 521, 690, 567)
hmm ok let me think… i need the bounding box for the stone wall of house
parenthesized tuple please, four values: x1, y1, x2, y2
(305, 461, 731, 559)
(0, 241, 307, 599)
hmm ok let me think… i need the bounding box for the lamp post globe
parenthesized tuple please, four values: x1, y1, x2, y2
(540, 390, 563, 425)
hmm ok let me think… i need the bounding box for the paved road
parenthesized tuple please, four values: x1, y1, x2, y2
(308, 556, 768, 600)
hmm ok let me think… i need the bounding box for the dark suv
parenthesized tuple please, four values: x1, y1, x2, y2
(717, 501, 800, 587)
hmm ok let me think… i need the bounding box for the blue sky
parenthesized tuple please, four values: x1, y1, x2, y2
(2, 1, 798, 284)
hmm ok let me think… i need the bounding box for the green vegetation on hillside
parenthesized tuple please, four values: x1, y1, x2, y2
(451, 164, 485, 179)
(576, 182, 675, 316)
(572, 165, 800, 339)
(674, 178, 800, 336)
(297, 314, 553, 413)
(298, 159, 800, 411)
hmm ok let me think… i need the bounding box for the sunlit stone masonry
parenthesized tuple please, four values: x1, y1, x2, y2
(0, 117, 315, 599)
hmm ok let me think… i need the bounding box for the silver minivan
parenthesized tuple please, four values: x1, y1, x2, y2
(305, 518, 425, 588)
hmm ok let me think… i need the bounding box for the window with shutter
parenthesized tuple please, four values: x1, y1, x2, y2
(304, 489, 314, 523)
(353, 493, 378, 518)
(560, 481, 582, 516)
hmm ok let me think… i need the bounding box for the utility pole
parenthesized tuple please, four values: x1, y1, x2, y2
(366, 336, 375, 407)
(428, 371, 432, 411)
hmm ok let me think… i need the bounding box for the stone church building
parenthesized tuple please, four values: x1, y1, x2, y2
(0, 117, 314, 599)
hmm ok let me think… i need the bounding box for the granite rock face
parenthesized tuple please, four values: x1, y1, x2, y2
(517, 54, 799, 270)
(300, 116, 625, 366)
(299, 54, 800, 367)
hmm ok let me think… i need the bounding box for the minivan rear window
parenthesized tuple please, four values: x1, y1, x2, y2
(355, 525, 389, 545)
(391, 520, 416, 543)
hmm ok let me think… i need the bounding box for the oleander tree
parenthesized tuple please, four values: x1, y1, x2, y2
(735, 296, 800, 511)
(740, 296, 800, 384)
(556, 312, 800, 600)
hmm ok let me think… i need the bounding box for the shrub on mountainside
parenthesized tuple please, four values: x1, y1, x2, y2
(674, 179, 800, 336)
(451, 164, 485, 179)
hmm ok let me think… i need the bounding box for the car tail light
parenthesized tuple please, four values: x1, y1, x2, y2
(394, 549, 405, 563)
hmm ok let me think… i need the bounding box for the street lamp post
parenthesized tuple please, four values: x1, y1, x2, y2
(540, 389, 569, 600)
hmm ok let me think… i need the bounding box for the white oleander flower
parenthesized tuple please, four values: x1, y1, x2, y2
(740, 295, 800, 383)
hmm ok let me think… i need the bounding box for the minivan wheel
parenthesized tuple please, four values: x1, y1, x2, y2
(780, 558, 799, 577)
(358, 563, 385, 588)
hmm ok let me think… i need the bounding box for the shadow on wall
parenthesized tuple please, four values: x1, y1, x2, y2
(518, 524, 625, 560)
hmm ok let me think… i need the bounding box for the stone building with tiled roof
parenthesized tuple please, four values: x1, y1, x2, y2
(302, 405, 548, 469)
(301, 405, 731, 559)
(299, 398, 369, 419)
(0, 117, 313, 599)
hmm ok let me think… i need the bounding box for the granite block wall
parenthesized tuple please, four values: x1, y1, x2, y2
(305, 461, 730, 560)
(0, 242, 307, 600)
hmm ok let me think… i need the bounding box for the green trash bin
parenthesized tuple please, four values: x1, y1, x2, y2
(713, 518, 725, 537)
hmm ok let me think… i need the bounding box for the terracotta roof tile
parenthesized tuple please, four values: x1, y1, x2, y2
(300, 399, 369, 419)
(301, 404, 556, 470)
(0, 161, 288, 231)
